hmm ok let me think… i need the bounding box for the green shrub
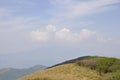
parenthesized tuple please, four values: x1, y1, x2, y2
(109, 64, 120, 72)
(96, 58, 116, 74)
(103, 70, 120, 80)
(76, 57, 117, 74)
(112, 70, 120, 80)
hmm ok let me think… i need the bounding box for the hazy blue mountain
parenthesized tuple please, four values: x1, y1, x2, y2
(0, 65, 46, 80)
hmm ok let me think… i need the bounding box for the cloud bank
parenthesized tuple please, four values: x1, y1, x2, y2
(30, 25, 97, 43)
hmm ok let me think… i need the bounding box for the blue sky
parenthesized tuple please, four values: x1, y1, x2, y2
(0, 0, 120, 68)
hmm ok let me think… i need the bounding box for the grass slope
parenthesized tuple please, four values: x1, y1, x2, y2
(18, 64, 100, 80)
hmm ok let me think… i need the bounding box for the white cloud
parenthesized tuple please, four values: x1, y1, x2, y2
(29, 25, 96, 42)
(30, 30, 49, 42)
(50, 0, 120, 18)
(79, 29, 96, 39)
(30, 25, 115, 44)
(29, 25, 56, 42)
(55, 28, 80, 42)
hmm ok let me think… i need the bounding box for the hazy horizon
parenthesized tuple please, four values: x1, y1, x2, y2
(0, 0, 120, 68)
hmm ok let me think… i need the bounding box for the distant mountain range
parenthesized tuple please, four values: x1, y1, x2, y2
(0, 65, 47, 80)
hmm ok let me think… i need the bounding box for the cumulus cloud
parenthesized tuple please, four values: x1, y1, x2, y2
(55, 28, 80, 42)
(29, 25, 56, 42)
(55, 28, 96, 42)
(29, 25, 96, 43)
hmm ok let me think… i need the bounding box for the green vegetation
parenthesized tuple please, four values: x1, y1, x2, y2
(18, 56, 120, 80)
(76, 56, 120, 80)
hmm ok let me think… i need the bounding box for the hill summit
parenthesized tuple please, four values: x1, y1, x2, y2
(18, 56, 120, 80)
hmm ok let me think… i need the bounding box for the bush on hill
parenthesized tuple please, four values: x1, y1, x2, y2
(76, 56, 120, 80)
(96, 57, 116, 74)
(76, 57, 118, 74)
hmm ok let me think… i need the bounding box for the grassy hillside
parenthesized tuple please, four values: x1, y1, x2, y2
(18, 56, 120, 80)
(18, 64, 100, 80)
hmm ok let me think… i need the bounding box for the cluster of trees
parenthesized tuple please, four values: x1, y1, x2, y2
(76, 56, 120, 80)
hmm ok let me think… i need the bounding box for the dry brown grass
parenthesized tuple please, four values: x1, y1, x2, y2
(18, 64, 100, 80)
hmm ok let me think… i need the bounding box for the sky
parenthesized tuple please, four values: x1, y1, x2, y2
(0, 0, 120, 68)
